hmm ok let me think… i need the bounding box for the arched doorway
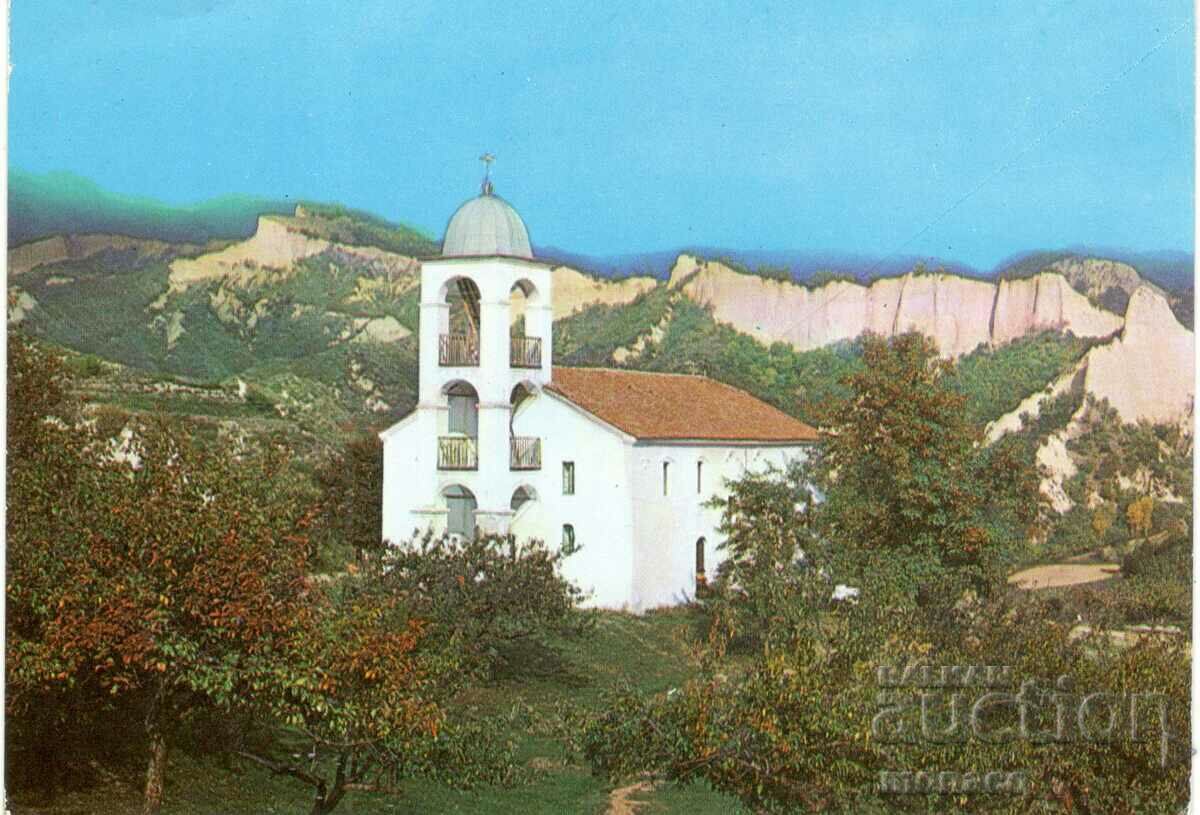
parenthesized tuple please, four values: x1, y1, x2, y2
(443, 484, 477, 540)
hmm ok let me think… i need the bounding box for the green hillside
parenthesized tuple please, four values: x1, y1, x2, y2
(12, 213, 424, 437)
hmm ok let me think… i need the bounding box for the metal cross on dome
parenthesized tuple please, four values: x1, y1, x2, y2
(479, 152, 495, 195)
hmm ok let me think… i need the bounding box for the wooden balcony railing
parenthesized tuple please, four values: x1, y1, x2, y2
(510, 335, 542, 369)
(440, 333, 479, 366)
(510, 437, 541, 470)
(438, 436, 478, 470)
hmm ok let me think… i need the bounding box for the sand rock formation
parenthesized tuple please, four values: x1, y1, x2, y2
(549, 265, 657, 319)
(672, 256, 1124, 357)
(167, 215, 420, 291)
(990, 272, 1123, 345)
(1082, 286, 1194, 425)
(8, 234, 194, 277)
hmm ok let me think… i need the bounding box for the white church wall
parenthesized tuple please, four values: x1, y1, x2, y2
(510, 391, 637, 609)
(629, 442, 810, 610)
(381, 412, 445, 543)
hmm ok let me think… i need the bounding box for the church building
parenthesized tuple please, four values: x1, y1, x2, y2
(380, 168, 817, 611)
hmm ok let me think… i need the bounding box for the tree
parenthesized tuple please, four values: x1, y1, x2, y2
(379, 531, 590, 675)
(1092, 503, 1116, 540)
(7, 335, 319, 814)
(701, 458, 825, 653)
(1127, 495, 1155, 538)
(9, 415, 317, 815)
(313, 430, 386, 564)
(809, 331, 1032, 610)
(7, 336, 587, 815)
(577, 592, 1191, 813)
(236, 532, 588, 813)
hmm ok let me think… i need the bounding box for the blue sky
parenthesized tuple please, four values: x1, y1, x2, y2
(10, 0, 1195, 267)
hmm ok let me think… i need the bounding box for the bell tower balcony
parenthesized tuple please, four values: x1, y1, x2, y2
(509, 335, 542, 369)
(440, 333, 480, 366)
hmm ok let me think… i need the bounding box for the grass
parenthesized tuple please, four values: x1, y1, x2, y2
(9, 609, 749, 815)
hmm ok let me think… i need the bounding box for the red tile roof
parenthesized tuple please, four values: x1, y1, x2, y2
(546, 367, 819, 443)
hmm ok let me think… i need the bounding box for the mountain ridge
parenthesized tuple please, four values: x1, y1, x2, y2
(12, 170, 1192, 296)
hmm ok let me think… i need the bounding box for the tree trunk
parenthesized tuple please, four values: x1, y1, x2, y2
(142, 682, 168, 815)
(309, 788, 346, 815)
(142, 728, 167, 815)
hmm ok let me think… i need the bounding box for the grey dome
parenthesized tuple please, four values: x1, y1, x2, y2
(442, 189, 532, 259)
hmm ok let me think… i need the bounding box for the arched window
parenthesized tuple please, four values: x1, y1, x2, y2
(562, 524, 576, 551)
(696, 460, 703, 494)
(662, 461, 670, 496)
(696, 537, 707, 587)
(510, 485, 535, 512)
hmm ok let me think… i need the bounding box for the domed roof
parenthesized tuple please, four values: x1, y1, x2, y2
(442, 180, 532, 259)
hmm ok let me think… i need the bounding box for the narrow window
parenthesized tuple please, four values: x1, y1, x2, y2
(562, 461, 575, 495)
(696, 537, 706, 577)
(562, 524, 575, 550)
(662, 461, 670, 496)
(696, 461, 703, 494)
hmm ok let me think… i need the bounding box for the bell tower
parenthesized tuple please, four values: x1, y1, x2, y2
(407, 156, 553, 538)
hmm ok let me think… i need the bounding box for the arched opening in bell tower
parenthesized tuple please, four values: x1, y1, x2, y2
(438, 380, 479, 471)
(438, 275, 481, 366)
(509, 279, 542, 369)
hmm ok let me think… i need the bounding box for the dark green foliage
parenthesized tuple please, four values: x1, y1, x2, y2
(6, 333, 322, 812)
(6, 334, 591, 815)
(21, 256, 175, 372)
(806, 269, 858, 287)
(710, 255, 794, 283)
(811, 333, 1039, 608)
(552, 285, 672, 366)
(701, 459, 824, 653)
(313, 431, 386, 565)
(1064, 399, 1193, 509)
(394, 286, 422, 331)
(377, 532, 592, 680)
(950, 331, 1092, 426)
(577, 593, 1190, 814)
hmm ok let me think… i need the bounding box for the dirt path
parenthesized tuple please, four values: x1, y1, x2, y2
(607, 780, 655, 815)
(1007, 562, 1119, 590)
